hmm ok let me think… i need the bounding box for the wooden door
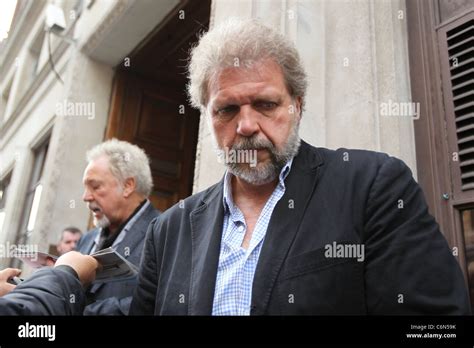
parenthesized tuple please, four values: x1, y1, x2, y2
(104, 0, 210, 212)
(106, 71, 199, 212)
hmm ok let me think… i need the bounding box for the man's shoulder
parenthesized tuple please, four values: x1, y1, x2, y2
(312, 145, 390, 165)
(298, 147, 414, 205)
(77, 228, 99, 246)
(142, 202, 161, 220)
(298, 142, 414, 187)
(304, 143, 408, 174)
(81, 228, 100, 239)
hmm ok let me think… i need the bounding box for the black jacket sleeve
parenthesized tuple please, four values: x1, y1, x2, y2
(363, 156, 471, 314)
(83, 296, 132, 315)
(0, 265, 86, 315)
(129, 218, 161, 315)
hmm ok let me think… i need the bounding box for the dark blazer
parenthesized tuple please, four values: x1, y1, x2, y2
(130, 141, 471, 315)
(77, 202, 159, 315)
(0, 266, 85, 315)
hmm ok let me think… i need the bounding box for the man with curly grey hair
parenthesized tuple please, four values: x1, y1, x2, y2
(131, 18, 470, 315)
(78, 138, 159, 315)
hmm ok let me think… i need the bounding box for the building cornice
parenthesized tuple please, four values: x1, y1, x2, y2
(0, 0, 47, 77)
(0, 39, 71, 150)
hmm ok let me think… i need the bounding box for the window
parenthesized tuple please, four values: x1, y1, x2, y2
(28, 27, 46, 79)
(1, 27, 46, 124)
(438, 11, 474, 310)
(0, 76, 14, 123)
(439, 16, 474, 197)
(408, 1, 474, 310)
(14, 137, 49, 247)
(0, 173, 12, 235)
(461, 209, 474, 313)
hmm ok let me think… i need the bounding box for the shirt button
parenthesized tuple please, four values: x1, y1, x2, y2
(237, 224, 245, 232)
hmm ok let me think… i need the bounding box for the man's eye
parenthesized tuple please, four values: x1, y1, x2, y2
(216, 105, 239, 116)
(256, 101, 277, 110)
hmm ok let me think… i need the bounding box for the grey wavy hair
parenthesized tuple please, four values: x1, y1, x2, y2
(86, 139, 153, 197)
(187, 17, 308, 111)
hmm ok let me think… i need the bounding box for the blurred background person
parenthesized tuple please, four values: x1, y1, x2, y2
(56, 227, 83, 255)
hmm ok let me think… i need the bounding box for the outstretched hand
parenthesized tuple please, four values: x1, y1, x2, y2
(0, 268, 22, 297)
(55, 251, 99, 286)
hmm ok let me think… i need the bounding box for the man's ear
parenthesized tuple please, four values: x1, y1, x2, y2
(122, 177, 136, 198)
(294, 96, 303, 120)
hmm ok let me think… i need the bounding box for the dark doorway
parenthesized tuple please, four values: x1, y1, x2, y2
(105, 0, 211, 212)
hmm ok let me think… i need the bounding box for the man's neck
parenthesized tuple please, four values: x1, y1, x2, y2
(231, 175, 278, 249)
(231, 176, 277, 207)
(107, 222, 122, 236)
(107, 197, 146, 234)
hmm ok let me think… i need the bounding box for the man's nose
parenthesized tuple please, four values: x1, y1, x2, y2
(236, 105, 259, 137)
(82, 188, 92, 202)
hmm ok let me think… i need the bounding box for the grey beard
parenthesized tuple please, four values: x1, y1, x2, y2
(225, 119, 301, 185)
(94, 215, 111, 229)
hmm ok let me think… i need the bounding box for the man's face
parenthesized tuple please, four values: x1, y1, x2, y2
(82, 155, 126, 229)
(207, 58, 302, 185)
(57, 231, 81, 255)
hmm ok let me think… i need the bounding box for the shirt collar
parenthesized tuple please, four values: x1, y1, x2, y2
(222, 158, 294, 213)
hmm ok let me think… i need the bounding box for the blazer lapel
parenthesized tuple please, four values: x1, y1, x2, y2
(188, 182, 225, 315)
(82, 230, 98, 255)
(90, 205, 157, 292)
(115, 204, 157, 257)
(251, 141, 324, 314)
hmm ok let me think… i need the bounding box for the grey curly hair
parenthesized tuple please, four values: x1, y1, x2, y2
(187, 17, 308, 111)
(86, 139, 153, 197)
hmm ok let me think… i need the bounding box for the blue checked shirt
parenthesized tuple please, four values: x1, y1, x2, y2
(212, 159, 293, 315)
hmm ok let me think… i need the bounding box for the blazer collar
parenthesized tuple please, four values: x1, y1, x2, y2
(188, 140, 324, 315)
(82, 230, 98, 255)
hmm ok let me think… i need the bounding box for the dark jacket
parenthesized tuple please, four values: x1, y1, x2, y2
(0, 266, 84, 315)
(77, 202, 159, 315)
(130, 141, 471, 315)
